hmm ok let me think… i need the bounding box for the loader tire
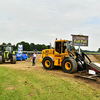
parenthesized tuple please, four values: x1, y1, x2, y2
(42, 57, 54, 70)
(0, 56, 2, 64)
(62, 58, 77, 73)
(3, 60, 5, 63)
(11, 56, 16, 64)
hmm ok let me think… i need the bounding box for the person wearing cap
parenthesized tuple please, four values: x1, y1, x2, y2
(32, 52, 36, 66)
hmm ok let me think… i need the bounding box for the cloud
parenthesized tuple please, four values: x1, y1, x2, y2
(0, 0, 100, 50)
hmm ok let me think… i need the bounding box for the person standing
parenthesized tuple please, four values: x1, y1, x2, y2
(32, 52, 36, 66)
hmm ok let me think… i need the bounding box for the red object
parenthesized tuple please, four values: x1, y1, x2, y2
(90, 67, 99, 73)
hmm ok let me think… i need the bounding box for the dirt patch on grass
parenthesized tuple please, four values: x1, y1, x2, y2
(93, 55, 100, 61)
(87, 55, 99, 62)
(5, 86, 17, 90)
(28, 92, 35, 97)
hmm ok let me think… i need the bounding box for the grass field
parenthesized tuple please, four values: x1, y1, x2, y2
(84, 52, 100, 55)
(0, 66, 100, 100)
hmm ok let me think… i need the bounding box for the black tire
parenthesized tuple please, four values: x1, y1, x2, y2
(42, 57, 54, 70)
(11, 56, 16, 64)
(62, 58, 77, 73)
(3, 60, 5, 63)
(0, 56, 2, 64)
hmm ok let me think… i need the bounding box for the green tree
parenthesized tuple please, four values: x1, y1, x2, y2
(2, 42, 6, 45)
(7, 43, 12, 45)
(30, 43, 35, 51)
(98, 48, 100, 52)
(35, 44, 48, 51)
(16, 41, 30, 51)
(71, 46, 75, 51)
(16, 41, 48, 51)
(23, 42, 30, 51)
(35, 44, 41, 51)
(41, 44, 48, 50)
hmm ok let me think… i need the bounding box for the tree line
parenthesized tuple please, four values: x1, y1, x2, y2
(1, 41, 100, 52)
(1, 41, 48, 51)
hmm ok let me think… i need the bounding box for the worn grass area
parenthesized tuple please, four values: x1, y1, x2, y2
(0, 66, 100, 100)
(93, 55, 100, 61)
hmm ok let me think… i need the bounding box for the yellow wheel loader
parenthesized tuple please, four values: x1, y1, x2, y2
(39, 38, 100, 81)
(40, 38, 84, 73)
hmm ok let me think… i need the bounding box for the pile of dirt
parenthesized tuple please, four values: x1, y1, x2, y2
(93, 55, 100, 61)
(87, 55, 99, 62)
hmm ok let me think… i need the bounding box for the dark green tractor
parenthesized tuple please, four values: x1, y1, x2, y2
(0, 45, 16, 64)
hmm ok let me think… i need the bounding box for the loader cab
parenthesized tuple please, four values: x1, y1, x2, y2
(55, 39, 72, 54)
(55, 42, 61, 53)
(1, 45, 13, 54)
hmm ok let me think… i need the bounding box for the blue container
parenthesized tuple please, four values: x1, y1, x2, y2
(22, 54, 28, 60)
(16, 54, 22, 61)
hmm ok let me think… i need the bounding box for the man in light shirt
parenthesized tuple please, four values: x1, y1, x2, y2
(32, 52, 36, 66)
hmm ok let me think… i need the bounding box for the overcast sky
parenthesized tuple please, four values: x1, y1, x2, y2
(0, 0, 100, 51)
